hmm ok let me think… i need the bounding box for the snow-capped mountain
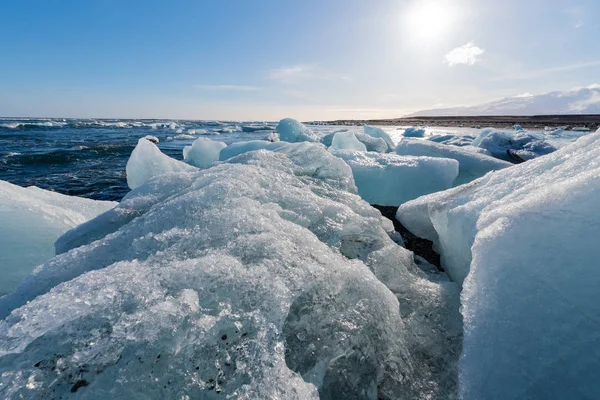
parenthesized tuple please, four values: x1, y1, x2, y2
(409, 85, 600, 117)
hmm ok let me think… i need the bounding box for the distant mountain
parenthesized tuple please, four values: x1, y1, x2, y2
(409, 86, 600, 117)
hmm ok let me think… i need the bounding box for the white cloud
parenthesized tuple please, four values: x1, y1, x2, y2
(444, 42, 485, 66)
(516, 92, 534, 98)
(195, 85, 261, 91)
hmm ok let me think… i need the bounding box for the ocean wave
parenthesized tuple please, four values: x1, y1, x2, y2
(0, 121, 66, 130)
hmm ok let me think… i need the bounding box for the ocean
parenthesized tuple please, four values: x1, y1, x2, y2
(0, 118, 285, 201)
(1, 118, 576, 201)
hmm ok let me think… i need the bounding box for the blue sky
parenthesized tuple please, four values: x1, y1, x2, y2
(1, 0, 599, 120)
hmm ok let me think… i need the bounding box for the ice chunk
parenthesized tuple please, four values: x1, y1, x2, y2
(264, 131, 280, 142)
(355, 131, 389, 153)
(126, 138, 196, 189)
(403, 127, 425, 138)
(276, 118, 319, 142)
(0, 181, 116, 296)
(512, 124, 523, 131)
(397, 130, 600, 398)
(363, 125, 395, 151)
(329, 131, 367, 152)
(143, 135, 159, 144)
(507, 139, 557, 162)
(332, 150, 458, 206)
(182, 137, 226, 169)
(241, 124, 275, 132)
(396, 138, 512, 185)
(320, 131, 337, 147)
(472, 129, 556, 162)
(218, 140, 290, 161)
(0, 143, 460, 399)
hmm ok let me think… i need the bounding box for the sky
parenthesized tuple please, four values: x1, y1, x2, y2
(1, 0, 599, 120)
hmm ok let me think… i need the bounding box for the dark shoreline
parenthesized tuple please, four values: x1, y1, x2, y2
(310, 114, 600, 130)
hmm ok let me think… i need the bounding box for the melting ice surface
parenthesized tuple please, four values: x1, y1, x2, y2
(0, 141, 461, 399)
(397, 129, 600, 398)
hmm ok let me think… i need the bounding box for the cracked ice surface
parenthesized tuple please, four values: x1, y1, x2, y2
(0, 142, 460, 399)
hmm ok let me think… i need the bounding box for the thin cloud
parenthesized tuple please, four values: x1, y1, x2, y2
(268, 64, 350, 84)
(444, 42, 485, 66)
(491, 61, 600, 81)
(195, 85, 261, 91)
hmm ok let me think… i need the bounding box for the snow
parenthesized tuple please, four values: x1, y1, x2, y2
(472, 129, 557, 162)
(183, 137, 226, 168)
(218, 140, 290, 161)
(409, 85, 600, 116)
(363, 125, 395, 151)
(329, 131, 367, 151)
(276, 118, 319, 142)
(396, 138, 512, 185)
(402, 127, 426, 138)
(126, 138, 196, 189)
(396, 129, 600, 398)
(0, 143, 460, 399)
(0, 181, 116, 296)
(331, 150, 458, 206)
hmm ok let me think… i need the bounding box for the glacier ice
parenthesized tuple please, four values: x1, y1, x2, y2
(0, 143, 461, 399)
(396, 129, 600, 398)
(0, 181, 116, 296)
(403, 127, 425, 138)
(126, 138, 196, 189)
(183, 137, 226, 169)
(331, 150, 458, 206)
(396, 138, 512, 185)
(276, 118, 319, 142)
(329, 131, 367, 151)
(363, 125, 395, 151)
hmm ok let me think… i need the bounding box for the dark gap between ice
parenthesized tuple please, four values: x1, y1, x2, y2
(371, 204, 443, 272)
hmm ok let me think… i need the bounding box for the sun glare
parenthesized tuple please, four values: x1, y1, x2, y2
(404, 0, 456, 43)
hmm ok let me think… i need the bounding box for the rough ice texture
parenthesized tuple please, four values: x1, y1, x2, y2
(396, 130, 600, 399)
(218, 140, 290, 161)
(0, 181, 116, 296)
(0, 143, 460, 399)
(403, 127, 426, 138)
(126, 138, 196, 189)
(472, 129, 557, 162)
(396, 138, 512, 185)
(331, 150, 459, 206)
(329, 131, 367, 152)
(363, 125, 395, 151)
(276, 118, 319, 142)
(183, 137, 227, 168)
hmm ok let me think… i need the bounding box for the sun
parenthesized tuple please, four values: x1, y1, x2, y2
(404, 0, 457, 43)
